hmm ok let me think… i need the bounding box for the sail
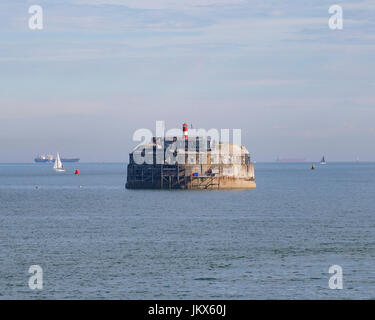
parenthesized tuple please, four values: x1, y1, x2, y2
(321, 156, 325, 162)
(53, 157, 58, 169)
(54, 153, 63, 169)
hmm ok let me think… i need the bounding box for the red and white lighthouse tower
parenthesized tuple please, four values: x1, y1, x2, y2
(183, 123, 188, 140)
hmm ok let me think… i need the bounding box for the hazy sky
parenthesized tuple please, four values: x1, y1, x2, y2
(1, 0, 374, 162)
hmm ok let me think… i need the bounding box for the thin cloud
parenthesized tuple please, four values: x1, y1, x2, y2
(237, 79, 307, 86)
(73, 0, 245, 10)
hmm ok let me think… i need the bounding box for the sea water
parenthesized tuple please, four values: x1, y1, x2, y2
(0, 162, 374, 299)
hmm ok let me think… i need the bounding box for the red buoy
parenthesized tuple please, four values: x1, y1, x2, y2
(75, 169, 80, 175)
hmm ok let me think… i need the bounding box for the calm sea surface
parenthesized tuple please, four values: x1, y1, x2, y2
(0, 162, 374, 299)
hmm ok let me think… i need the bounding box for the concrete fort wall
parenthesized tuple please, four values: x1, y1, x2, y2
(126, 163, 256, 190)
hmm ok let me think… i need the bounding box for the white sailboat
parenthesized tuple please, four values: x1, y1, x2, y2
(320, 156, 327, 165)
(53, 153, 66, 172)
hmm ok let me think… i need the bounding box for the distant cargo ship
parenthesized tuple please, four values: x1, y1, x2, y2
(34, 153, 80, 163)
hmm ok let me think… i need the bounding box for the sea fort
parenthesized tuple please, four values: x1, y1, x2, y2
(126, 123, 256, 190)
